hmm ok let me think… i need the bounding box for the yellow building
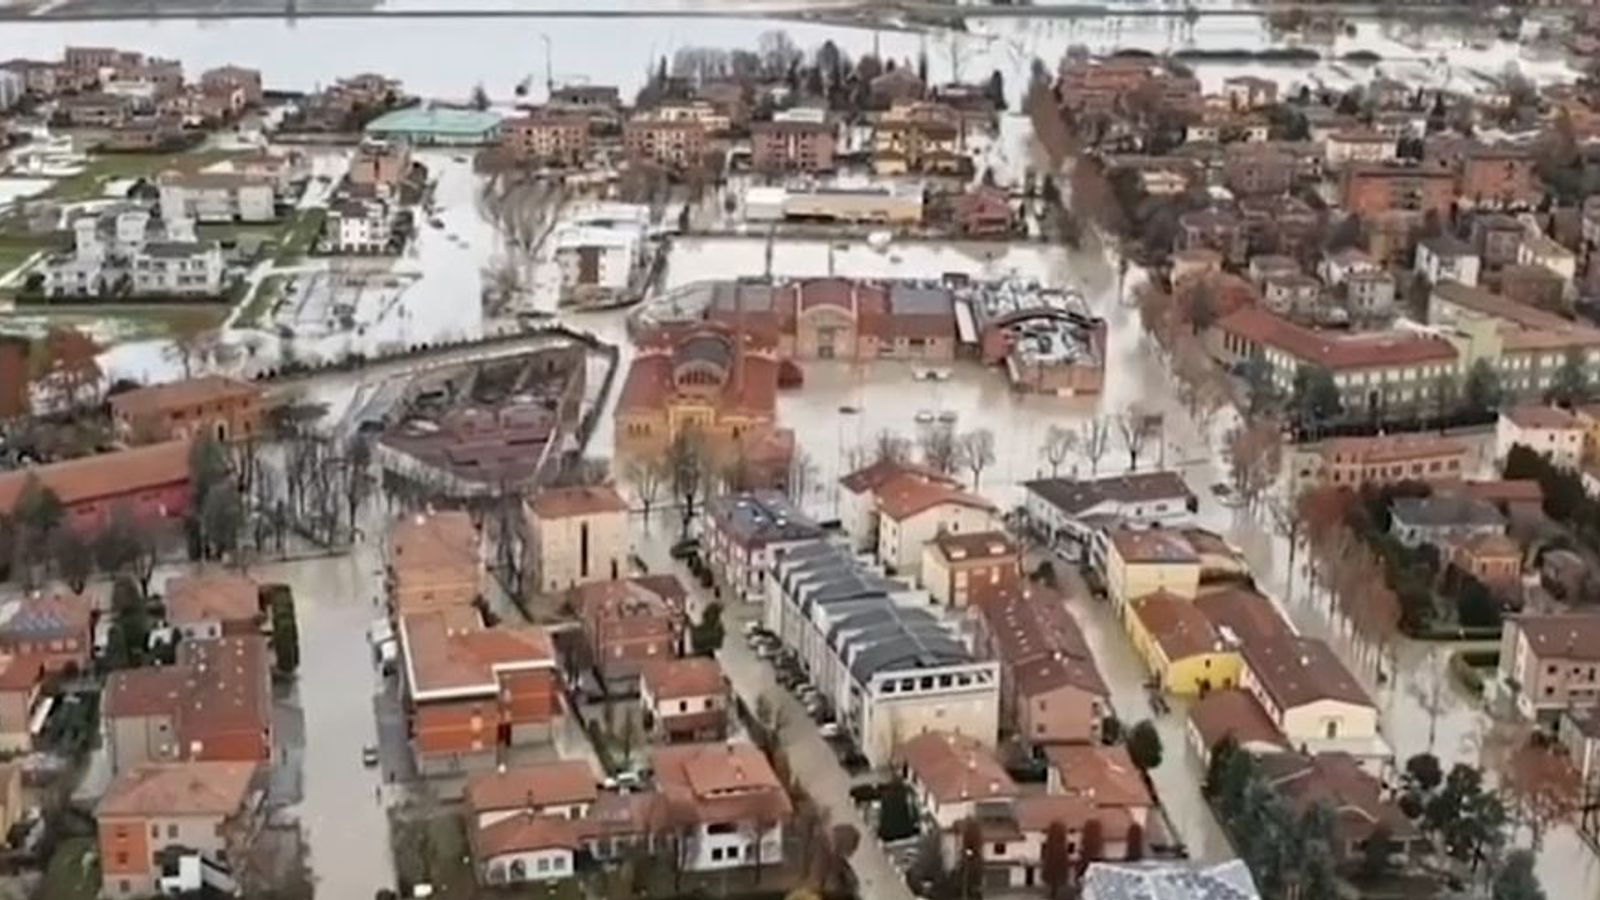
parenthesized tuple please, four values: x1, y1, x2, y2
(1126, 590, 1242, 696)
(1104, 528, 1201, 608)
(613, 326, 793, 485)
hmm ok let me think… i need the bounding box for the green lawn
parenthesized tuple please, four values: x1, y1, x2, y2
(234, 275, 286, 330)
(0, 232, 67, 282)
(38, 149, 244, 203)
(41, 837, 99, 900)
(0, 303, 228, 343)
(274, 207, 327, 264)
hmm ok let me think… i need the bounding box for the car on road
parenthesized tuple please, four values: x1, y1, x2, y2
(669, 538, 701, 560)
(361, 745, 379, 767)
(819, 722, 841, 739)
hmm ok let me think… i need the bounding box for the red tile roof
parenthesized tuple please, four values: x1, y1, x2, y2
(164, 571, 259, 628)
(1133, 590, 1222, 660)
(109, 376, 258, 418)
(98, 761, 257, 818)
(840, 459, 957, 494)
(650, 741, 792, 825)
(1189, 688, 1289, 753)
(1043, 744, 1153, 809)
(401, 611, 555, 698)
(0, 440, 190, 513)
(897, 731, 1016, 805)
(466, 760, 598, 814)
(1243, 636, 1372, 710)
(529, 485, 628, 520)
(1216, 306, 1456, 371)
(875, 472, 993, 521)
(641, 657, 725, 701)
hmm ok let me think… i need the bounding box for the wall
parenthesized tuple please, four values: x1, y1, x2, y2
(880, 504, 997, 581)
(534, 509, 628, 593)
(1279, 698, 1379, 743)
(482, 848, 576, 883)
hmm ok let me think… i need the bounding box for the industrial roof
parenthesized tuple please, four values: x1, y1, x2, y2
(365, 107, 502, 136)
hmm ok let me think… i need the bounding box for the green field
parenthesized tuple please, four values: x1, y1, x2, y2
(37, 148, 244, 204)
(40, 837, 99, 900)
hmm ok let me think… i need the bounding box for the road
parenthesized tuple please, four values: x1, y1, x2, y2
(252, 538, 396, 899)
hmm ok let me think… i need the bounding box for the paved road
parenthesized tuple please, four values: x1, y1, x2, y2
(715, 602, 918, 900)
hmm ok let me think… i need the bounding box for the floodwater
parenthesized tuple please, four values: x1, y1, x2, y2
(0, 9, 1579, 110)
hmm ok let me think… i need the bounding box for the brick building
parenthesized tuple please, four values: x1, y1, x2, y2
(109, 375, 264, 444)
(623, 117, 707, 168)
(501, 110, 590, 166)
(1341, 165, 1456, 218)
(573, 577, 685, 689)
(103, 637, 273, 774)
(0, 440, 191, 531)
(751, 115, 836, 172)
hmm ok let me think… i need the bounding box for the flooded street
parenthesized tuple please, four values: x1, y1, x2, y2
(252, 546, 395, 899)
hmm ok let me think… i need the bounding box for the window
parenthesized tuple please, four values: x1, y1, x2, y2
(167, 824, 178, 839)
(679, 700, 689, 713)
(150, 825, 159, 838)
(993, 842, 1006, 855)
(536, 857, 550, 873)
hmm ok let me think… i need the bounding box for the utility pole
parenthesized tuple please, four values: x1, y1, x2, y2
(541, 33, 553, 95)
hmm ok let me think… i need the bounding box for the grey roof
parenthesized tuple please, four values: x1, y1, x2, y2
(1421, 234, 1475, 257)
(1390, 496, 1505, 530)
(1081, 860, 1260, 900)
(889, 282, 954, 316)
(708, 279, 777, 314)
(711, 491, 823, 549)
(1024, 472, 1195, 517)
(143, 241, 208, 258)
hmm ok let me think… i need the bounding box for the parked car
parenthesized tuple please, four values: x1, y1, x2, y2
(819, 722, 842, 739)
(361, 746, 379, 767)
(670, 538, 700, 561)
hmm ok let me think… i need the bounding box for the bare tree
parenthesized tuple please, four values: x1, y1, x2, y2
(872, 429, 911, 466)
(166, 310, 217, 379)
(1079, 417, 1112, 477)
(668, 428, 712, 539)
(1041, 425, 1078, 478)
(918, 423, 959, 475)
(1226, 420, 1283, 512)
(625, 456, 667, 526)
(787, 448, 817, 506)
(954, 428, 997, 490)
(1116, 412, 1161, 472)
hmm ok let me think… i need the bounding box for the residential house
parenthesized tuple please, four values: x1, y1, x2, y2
(43, 205, 221, 300)
(574, 577, 684, 690)
(1388, 496, 1506, 549)
(527, 485, 629, 594)
(156, 171, 275, 223)
(1558, 706, 1600, 789)
(347, 139, 413, 190)
(164, 572, 259, 640)
(1223, 144, 1295, 198)
(325, 198, 397, 254)
(1320, 248, 1378, 287)
(898, 730, 1017, 830)
(387, 511, 481, 613)
(1247, 255, 1299, 286)
(1415, 235, 1481, 287)
(1426, 282, 1600, 404)
(650, 742, 792, 871)
(470, 794, 660, 885)
(1187, 688, 1290, 765)
(1451, 478, 1545, 522)
(920, 530, 1020, 607)
(1223, 75, 1277, 110)
(1177, 209, 1247, 267)
(969, 584, 1109, 746)
(1517, 233, 1578, 284)
(640, 657, 728, 743)
(1448, 532, 1523, 598)
(1021, 471, 1196, 547)
(399, 609, 561, 778)
(0, 440, 191, 532)
(1239, 636, 1387, 770)
(109, 376, 263, 444)
(501, 110, 590, 166)
(97, 761, 261, 899)
(874, 476, 997, 580)
(1043, 744, 1154, 827)
(1497, 263, 1565, 311)
(1474, 213, 1528, 269)
(1304, 434, 1468, 488)
(0, 656, 45, 753)
(704, 490, 824, 604)
(1259, 752, 1419, 861)
(840, 459, 959, 552)
(1261, 272, 1321, 317)
(552, 224, 642, 304)
(199, 65, 262, 106)
(465, 760, 598, 827)
(623, 117, 707, 168)
(1341, 164, 1456, 218)
(1498, 404, 1585, 470)
(873, 101, 967, 176)
(1102, 528, 1201, 608)
(1323, 130, 1395, 167)
(1126, 589, 1239, 696)
(103, 637, 273, 774)
(751, 110, 836, 172)
(1500, 613, 1600, 721)
(764, 541, 999, 766)
(1345, 270, 1398, 319)
(952, 185, 1014, 237)
(0, 590, 92, 674)
(1456, 146, 1540, 210)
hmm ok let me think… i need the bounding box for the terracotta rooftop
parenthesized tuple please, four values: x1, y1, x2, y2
(641, 656, 725, 702)
(98, 761, 257, 819)
(1193, 588, 1296, 646)
(466, 760, 598, 814)
(1243, 636, 1372, 711)
(109, 375, 258, 418)
(1023, 471, 1194, 517)
(529, 484, 628, 520)
(1109, 528, 1200, 565)
(472, 814, 582, 858)
(1504, 404, 1583, 430)
(0, 439, 190, 514)
(164, 571, 259, 628)
(1133, 590, 1222, 660)
(1215, 306, 1457, 371)
(929, 529, 1017, 564)
(1320, 433, 1467, 465)
(970, 584, 1108, 698)
(1512, 614, 1600, 662)
(840, 458, 958, 494)
(897, 731, 1017, 805)
(651, 741, 792, 825)
(1260, 751, 1415, 847)
(1043, 744, 1153, 809)
(1453, 478, 1543, 506)
(400, 611, 555, 698)
(1189, 688, 1289, 754)
(875, 472, 993, 521)
(105, 637, 271, 748)
(0, 590, 91, 643)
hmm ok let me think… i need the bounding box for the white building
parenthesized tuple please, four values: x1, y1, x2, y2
(1022, 471, 1197, 547)
(1323, 130, 1395, 167)
(554, 225, 641, 301)
(704, 491, 825, 605)
(324, 198, 395, 254)
(0, 70, 22, 111)
(1517, 233, 1578, 285)
(765, 541, 1000, 766)
(839, 460, 960, 553)
(1498, 404, 1585, 470)
(43, 205, 222, 298)
(1414, 236, 1481, 287)
(875, 479, 997, 582)
(1239, 636, 1389, 774)
(157, 170, 276, 223)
